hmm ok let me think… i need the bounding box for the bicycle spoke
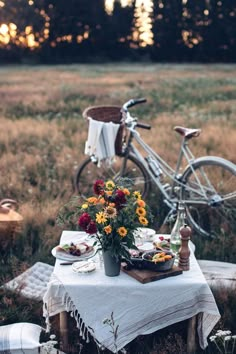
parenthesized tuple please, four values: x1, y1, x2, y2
(182, 159, 236, 237)
(75, 155, 149, 198)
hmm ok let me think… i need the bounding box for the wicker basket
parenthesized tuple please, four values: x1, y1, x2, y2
(83, 105, 124, 156)
(0, 199, 23, 250)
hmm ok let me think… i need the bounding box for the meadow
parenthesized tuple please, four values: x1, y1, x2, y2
(0, 63, 236, 353)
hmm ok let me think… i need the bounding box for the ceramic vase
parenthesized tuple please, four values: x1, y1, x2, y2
(102, 250, 121, 277)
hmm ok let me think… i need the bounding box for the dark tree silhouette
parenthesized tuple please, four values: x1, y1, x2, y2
(151, 0, 184, 61)
(0, 0, 235, 62)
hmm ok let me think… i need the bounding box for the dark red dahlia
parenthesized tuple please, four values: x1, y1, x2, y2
(93, 180, 105, 195)
(86, 221, 97, 234)
(115, 189, 126, 209)
(78, 213, 91, 230)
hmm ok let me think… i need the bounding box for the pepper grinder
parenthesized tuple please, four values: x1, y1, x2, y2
(178, 224, 191, 271)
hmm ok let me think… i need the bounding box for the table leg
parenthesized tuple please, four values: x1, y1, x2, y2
(59, 311, 68, 351)
(187, 315, 197, 354)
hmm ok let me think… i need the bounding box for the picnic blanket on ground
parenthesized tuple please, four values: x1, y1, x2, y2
(0, 322, 42, 353)
(43, 231, 221, 353)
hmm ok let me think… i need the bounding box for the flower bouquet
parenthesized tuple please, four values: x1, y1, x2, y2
(57, 178, 153, 266)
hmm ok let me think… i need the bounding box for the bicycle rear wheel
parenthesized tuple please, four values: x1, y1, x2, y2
(181, 157, 236, 237)
(75, 154, 150, 198)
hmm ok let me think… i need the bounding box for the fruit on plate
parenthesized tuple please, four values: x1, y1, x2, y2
(153, 236, 170, 251)
(56, 242, 93, 256)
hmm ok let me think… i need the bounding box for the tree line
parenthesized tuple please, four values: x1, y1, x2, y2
(0, 0, 235, 63)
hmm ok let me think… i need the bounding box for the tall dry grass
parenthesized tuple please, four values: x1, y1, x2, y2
(0, 64, 236, 353)
(0, 64, 235, 270)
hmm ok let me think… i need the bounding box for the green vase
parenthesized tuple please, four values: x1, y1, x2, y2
(102, 250, 121, 277)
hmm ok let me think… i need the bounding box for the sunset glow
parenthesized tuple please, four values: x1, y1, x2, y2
(0, 0, 232, 49)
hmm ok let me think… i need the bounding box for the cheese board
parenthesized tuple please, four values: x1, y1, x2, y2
(121, 263, 183, 284)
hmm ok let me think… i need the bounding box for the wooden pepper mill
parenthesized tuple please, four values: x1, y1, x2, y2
(178, 224, 191, 271)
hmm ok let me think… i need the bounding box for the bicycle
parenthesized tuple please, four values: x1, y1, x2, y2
(74, 98, 236, 238)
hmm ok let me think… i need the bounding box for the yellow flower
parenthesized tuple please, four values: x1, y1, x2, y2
(81, 203, 88, 209)
(87, 197, 98, 204)
(105, 206, 117, 218)
(137, 199, 146, 207)
(104, 225, 112, 234)
(136, 207, 146, 217)
(96, 212, 107, 224)
(133, 191, 141, 199)
(105, 180, 115, 190)
(139, 216, 148, 225)
(122, 188, 130, 196)
(117, 227, 127, 237)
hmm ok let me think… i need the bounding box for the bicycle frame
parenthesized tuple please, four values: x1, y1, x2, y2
(76, 98, 236, 238)
(121, 123, 207, 210)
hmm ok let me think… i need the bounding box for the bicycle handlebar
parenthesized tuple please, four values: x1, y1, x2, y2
(121, 98, 151, 130)
(122, 98, 147, 111)
(136, 122, 151, 130)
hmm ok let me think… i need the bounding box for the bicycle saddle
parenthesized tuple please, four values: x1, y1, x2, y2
(174, 126, 201, 139)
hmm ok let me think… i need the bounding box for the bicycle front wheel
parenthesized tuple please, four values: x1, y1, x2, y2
(75, 154, 150, 198)
(181, 157, 236, 237)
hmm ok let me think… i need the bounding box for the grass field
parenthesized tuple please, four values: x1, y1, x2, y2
(0, 63, 236, 353)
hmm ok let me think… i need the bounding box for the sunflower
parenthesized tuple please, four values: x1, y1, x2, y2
(104, 206, 117, 219)
(96, 212, 107, 224)
(117, 226, 128, 237)
(139, 216, 148, 225)
(136, 207, 146, 216)
(104, 225, 112, 234)
(133, 191, 141, 199)
(105, 180, 115, 190)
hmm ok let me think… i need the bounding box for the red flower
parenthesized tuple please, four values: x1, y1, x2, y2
(94, 180, 105, 195)
(115, 189, 126, 209)
(86, 221, 97, 234)
(78, 213, 91, 229)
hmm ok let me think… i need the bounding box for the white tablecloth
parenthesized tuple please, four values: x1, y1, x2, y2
(43, 231, 220, 353)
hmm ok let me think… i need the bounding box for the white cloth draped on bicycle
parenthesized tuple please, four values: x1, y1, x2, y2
(84, 117, 120, 167)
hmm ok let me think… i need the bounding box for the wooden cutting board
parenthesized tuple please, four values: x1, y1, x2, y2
(121, 264, 183, 284)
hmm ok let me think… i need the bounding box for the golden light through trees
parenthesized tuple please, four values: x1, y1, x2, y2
(0, 0, 233, 52)
(132, 0, 153, 47)
(0, 0, 155, 48)
(105, 0, 133, 15)
(0, 0, 50, 49)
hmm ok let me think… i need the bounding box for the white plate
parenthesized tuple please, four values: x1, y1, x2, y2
(72, 261, 96, 274)
(51, 245, 96, 262)
(134, 227, 156, 242)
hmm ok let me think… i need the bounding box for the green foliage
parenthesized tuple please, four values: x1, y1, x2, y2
(57, 178, 153, 261)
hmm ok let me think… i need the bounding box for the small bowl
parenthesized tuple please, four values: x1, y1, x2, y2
(134, 228, 156, 242)
(142, 250, 175, 272)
